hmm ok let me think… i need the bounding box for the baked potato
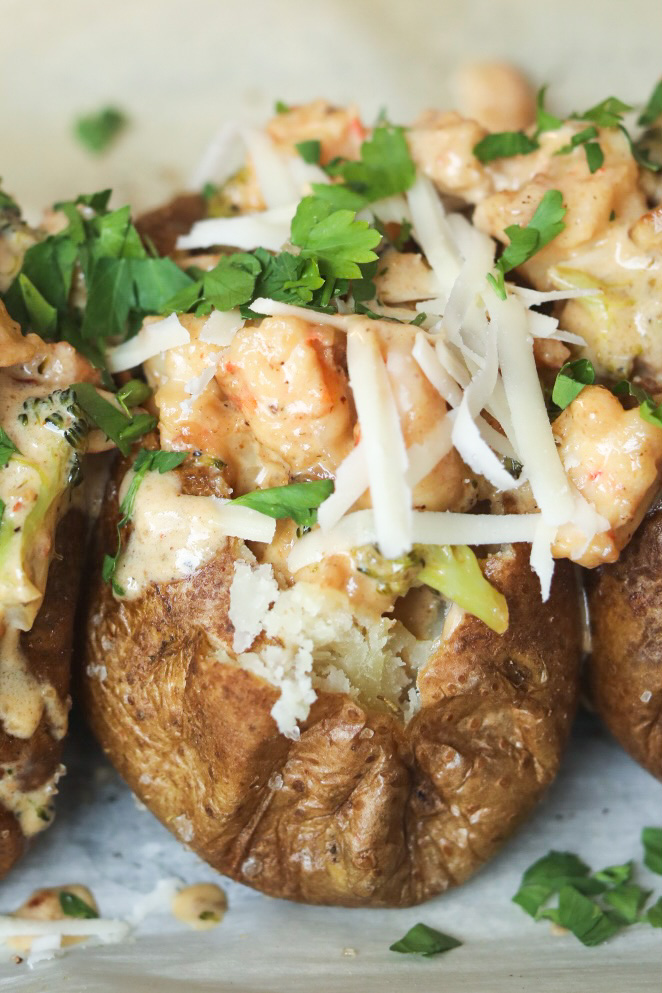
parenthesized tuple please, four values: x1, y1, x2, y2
(80, 95, 662, 905)
(84, 454, 581, 907)
(0, 304, 92, 878)
(586, 504, 662, 781)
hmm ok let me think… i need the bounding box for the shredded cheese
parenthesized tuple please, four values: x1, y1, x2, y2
(489, 294, 576, 526)
(250, 297, 350, 329)
(176, 204, 296, 252)
(106, 313, 190, 373)
(187, 121, 244, 192)
(199, 308, 244, 345)
(346, 323, 412, 558)
(289, 509, 542, 573)
(406, 175, 461, 299)
(242, 128, 299, 209)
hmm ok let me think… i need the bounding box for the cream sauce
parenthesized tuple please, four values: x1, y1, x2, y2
(0, 628, 68, 740)
(0, 761, 64, 837)
(171, 883, 227, 930)
(115, 471, 229, 597)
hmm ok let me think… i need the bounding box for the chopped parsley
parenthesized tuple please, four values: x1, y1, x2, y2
(74, 107, 128, 154)
(2, 192, 193, 371)
(0, 426, 20, 469)
(513, 842, 662, 946)
(473, 85, 662, 173)
(318, 124, 416, 206)
(472, 131, 540, 163)
(232, 479, 334, 529)
(295, 140, 321, 164)
(639, 79, 662, 127)
(642, 827, 662, 875)
(611, 380, 662, 430)
(552, 359, 596, 409)
(59, 891, 99, 919)
(72, 382, 156, 457)
(115, 378, 152, 414)
(103, 448, 188, 592)
(487, 189, 566, 299)
(389, 923, 461, 957)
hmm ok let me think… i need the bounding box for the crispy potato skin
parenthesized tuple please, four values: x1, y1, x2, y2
(586, 508, 662, 781)
(83, 465, 581, 907)
(0, 510, 85, 878)
(135, 194, 206, 257)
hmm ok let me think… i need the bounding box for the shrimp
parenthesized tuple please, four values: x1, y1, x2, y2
(552, 385, 662, 567)
(267, 100, 365, 165)
(217, 316, 355, 477)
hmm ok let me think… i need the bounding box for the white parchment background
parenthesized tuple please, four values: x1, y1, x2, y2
(0, 1, 661, 989)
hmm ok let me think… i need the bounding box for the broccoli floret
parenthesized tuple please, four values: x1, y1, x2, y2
(0, 388, 89, 630)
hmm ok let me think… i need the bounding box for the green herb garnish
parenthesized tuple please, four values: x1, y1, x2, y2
(512, 851, 597, 918)
(487, 189, 566, 299)
(642, 827, 662, 875)
(612, 381, 662, 430)
(552, 359, 596, 410)
(389, 923, 462, 957)
(232, 479, 334, 529)
(319, 124, 416, 206)
(542, 886, 621, 947)
(103, 448, 188, 592)
(72, 382, 156, 457)
(296, 140, 321, 164)
(646, 896, 662, 927)
(0, 427, 20, 469)
(2, 192, 193, 370)
(472, 131, 540, 163)
(74, 107, 128, 154)
(59, 891, 99, 919)
(639, 80, 662, 127)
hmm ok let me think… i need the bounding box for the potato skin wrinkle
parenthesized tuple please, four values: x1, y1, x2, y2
(83, 461, 582, 907)
(587, 508, 662, 781)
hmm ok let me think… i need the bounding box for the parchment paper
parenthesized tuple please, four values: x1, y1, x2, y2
(0, 716, 660, 992)
(0, 1, 661, 989)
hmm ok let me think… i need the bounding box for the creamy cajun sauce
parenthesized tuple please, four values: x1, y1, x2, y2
(0, 628, 67, 740)
(171, 883, 227, 930)
(114, 471, 230, 597)
(0, 761, 64, 837)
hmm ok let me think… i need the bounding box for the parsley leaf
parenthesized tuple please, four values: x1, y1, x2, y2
(535, 86, 563, 136)
(325, 124, 416, 204)
(296, 140, 321, 164)
(574, 96, 633, 129)
(555, 126, 604, 173)
(552, 359, 596, 409)
(642, 827, 662, 875)
(611, 381, 662, 430)
(72, 382, 156, 457)
(646, 896, 662, 928)
(487, 189, 566, 299)
(603, 883, 652, 925)
(232, 479, 333, 529)
(74, 106, 128, 154)
(0, 427, 20, 469)
(59, 891, 99, 920)
(639, 79, 662, 127)
(103, 448, 188, 592)
(593, 862, 633, 887)
(0, 188, 19, 211)
(512, 850, 596, 918)
(550, 886, 622, 947)
(389, 923, 461, 957)
(291, 196, 380, 280)
(473, 131, 539, 163)
(202, 252, 261, 310)
(2, 191, 198, 367)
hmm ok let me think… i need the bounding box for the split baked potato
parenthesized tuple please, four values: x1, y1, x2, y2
(85, 454, 581, 907)
(80, 92, 662, 906)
